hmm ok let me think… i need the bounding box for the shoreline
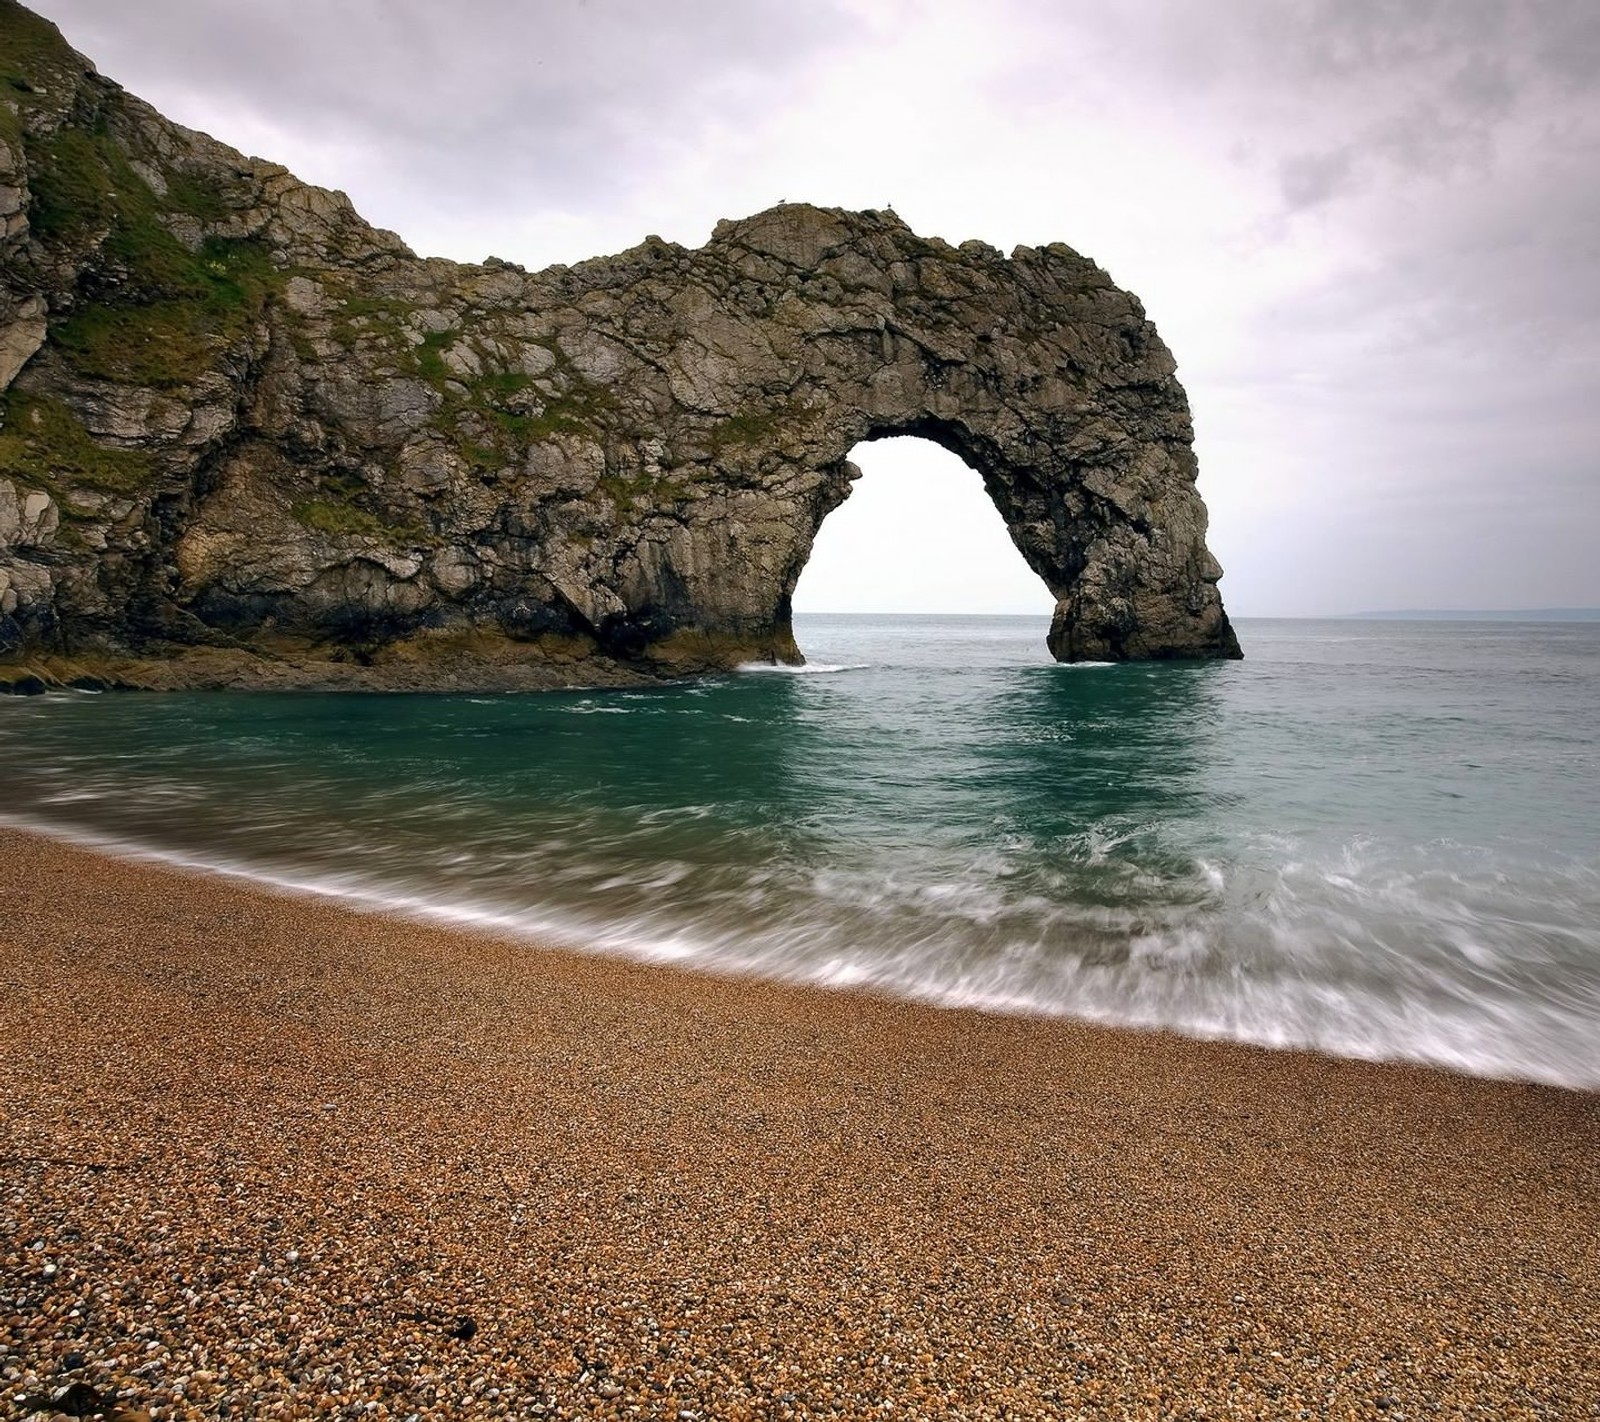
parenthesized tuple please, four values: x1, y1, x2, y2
(7, 813, 1590, 1095)
(3, 826, 1597, 1418)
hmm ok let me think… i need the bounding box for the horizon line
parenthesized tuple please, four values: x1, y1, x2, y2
(789, 607, 1600, 620)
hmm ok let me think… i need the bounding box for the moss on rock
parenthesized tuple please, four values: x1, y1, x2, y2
(0, 389, 154, 493)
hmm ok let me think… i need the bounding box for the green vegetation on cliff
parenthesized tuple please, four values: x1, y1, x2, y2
(290, 470, 425, 542)
(290, 498, 398, 539)
(0, 389, 153, 493)
(52, 235, 276, 388)
(7, 17, 280, 389)
(430, 342, 620, 459)
(0, 0, 74, 148)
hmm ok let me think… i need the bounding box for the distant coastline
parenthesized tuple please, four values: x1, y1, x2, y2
(1331, 608, 1600, 622)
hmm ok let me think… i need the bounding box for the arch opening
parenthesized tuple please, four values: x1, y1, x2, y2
(790, 437, 1055, 628)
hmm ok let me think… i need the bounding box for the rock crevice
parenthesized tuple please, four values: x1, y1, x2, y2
(0, 0, 1239, 690)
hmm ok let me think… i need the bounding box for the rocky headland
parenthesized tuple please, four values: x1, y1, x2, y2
(0, 0, 1239, 692)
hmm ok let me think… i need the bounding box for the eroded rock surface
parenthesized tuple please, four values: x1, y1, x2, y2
(0, 0, 1238, 690)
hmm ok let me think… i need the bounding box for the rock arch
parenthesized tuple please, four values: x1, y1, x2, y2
(590, 205, 1240, 669)
(0, 14, 1238, 689)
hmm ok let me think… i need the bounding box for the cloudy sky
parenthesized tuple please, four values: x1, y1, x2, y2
(32, 0, 1600, 616)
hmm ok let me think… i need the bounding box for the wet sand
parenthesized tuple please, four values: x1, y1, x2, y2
(1, 827, 1596, 1420)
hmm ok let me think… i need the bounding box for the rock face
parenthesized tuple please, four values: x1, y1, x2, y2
(0, 1, 1239, 691)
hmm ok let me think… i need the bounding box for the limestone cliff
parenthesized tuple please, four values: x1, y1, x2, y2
(0, 1, 1239, 692)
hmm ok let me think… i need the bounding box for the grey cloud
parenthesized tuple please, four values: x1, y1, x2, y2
(1278, 147, 1357, 209)
(1442, 51, 1516, 116)
(1012, 0, 1594, 189)
(1519, 0, 1600, 87)
(1364, 97, 1500, 180)
(1292, 0, 1515, 81)
(34, 0, 858, 206)
(1285, 0, 1598, 180)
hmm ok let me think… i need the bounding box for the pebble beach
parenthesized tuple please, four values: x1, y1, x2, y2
(2, 827, 1597, 1420)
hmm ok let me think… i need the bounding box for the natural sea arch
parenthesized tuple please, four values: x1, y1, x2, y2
(580, 205, 1244, 673)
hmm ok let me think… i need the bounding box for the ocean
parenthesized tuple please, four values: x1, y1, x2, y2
(2, 615, 1597, 1089)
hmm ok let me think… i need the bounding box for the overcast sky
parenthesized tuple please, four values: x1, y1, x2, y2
(32, 0, 1600, 616)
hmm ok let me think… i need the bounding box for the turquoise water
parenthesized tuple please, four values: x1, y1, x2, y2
(2, 615, 1597, 1088)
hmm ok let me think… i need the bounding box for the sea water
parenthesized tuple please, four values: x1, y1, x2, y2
(2, 615, 1597, 1089)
